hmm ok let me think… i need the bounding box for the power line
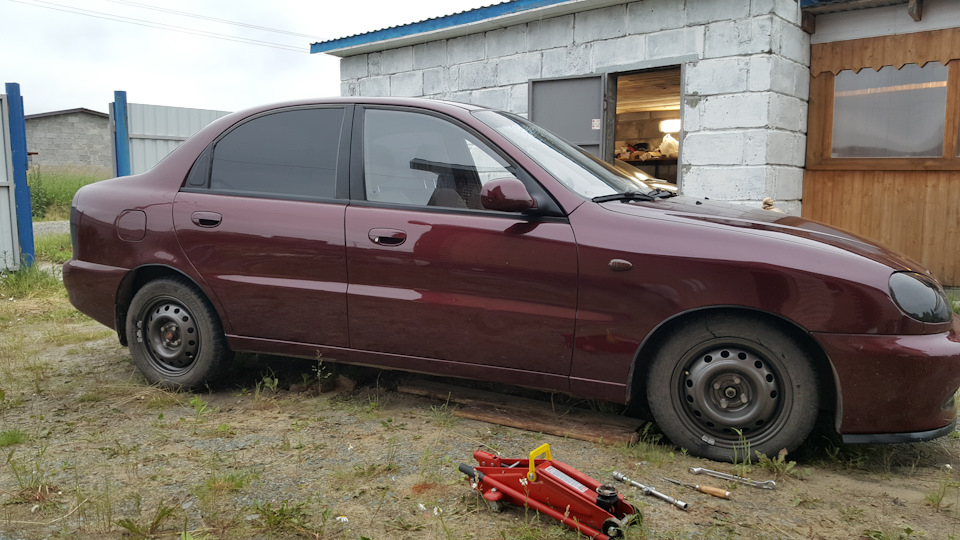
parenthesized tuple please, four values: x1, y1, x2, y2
(10, 0, 309, 53)
(101, 0, 325, 40)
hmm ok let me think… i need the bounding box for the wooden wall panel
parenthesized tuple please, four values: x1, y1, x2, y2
(811, 27, 960, 75)
(803, 170, 960, 284)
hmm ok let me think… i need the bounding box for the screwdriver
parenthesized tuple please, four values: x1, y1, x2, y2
(662, 477, 731, 499)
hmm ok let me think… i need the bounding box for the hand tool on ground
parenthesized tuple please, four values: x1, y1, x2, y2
(460, 444, 640, 539)
(662, 477, 731, 499)
(688, 467, 777, 490)
(612, 471, 689, 511)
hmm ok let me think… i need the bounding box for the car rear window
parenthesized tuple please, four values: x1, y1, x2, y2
(208, 108, 344, 199)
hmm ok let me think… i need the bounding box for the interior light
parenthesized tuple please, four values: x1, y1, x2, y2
(659, 119, 681, 133)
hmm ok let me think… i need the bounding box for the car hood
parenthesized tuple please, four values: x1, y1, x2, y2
(600, 196, 926, 274)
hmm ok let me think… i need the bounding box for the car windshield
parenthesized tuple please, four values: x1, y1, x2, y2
(473, 110, 652, 199)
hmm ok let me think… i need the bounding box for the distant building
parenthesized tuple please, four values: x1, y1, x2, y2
(25, 108, 112, 172)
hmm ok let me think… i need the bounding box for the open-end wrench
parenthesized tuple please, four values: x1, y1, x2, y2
(688, 467, 777, 490)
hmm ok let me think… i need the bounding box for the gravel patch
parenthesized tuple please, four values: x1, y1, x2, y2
(33, 219, 70, 237)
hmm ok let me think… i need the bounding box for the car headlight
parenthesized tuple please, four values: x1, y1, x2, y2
(889, 271, 953, 323)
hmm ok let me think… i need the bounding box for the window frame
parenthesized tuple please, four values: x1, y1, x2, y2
(348, 104, 566, 218)
(180, 104, 353, 202)
(807, 29, 960, 171)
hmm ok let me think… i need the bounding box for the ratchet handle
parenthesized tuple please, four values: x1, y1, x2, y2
(698, 485, 731, 499)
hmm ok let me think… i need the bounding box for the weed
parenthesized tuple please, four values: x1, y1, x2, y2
(926, 466, 959, 512)
(7, 442, 51, 493)
(386, 514, 424, 531)
(189, 395, 209, 434)
(732, 428, 752, 475)
(34, 233, 73, 265)
(429, 398, 458, 428)
(116, 498, 178, 537)
(192, 467, 257, 529)
(0, 262, 63, 299)
(838, 504, 865, 523)
(862, 525, 922, 539)
(27, 165, 108, 220)
(0, 428, 26, 447)
(756, 448, 801, 480)
(253, 500, 320, 536)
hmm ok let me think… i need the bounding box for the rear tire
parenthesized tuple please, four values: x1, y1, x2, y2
(126, 277, 232, 389)
(646, 314, 819, 462)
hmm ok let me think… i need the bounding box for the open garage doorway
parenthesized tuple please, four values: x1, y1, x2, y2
(613, 67, 682, 184)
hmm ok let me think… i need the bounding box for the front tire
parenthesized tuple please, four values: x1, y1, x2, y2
(646, 314, 819, 462)
(126, 277, 232, 389)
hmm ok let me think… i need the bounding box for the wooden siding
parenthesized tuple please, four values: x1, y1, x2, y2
(811, 27, 960, 76)
(802, 170, 960, 284)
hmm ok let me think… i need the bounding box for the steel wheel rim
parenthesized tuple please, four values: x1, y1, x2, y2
(674, 339, 790, 448)
(138, 298, 200, 376)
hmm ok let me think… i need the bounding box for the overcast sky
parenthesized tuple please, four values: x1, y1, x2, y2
(1, 0, 493, 115)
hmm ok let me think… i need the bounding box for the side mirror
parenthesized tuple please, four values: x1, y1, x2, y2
(480, 178, 537, 213)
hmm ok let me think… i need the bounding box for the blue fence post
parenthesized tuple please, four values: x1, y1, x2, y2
(5, 82, 34, 267)
(113, 90, 131, 177)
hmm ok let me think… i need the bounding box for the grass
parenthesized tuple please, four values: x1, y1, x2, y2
(27, 165, 110, 221)
(34, 232, 72, 264)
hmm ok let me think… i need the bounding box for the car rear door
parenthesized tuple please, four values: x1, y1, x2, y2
(173, 106, 351, 346)
(344, 106, 579, 380)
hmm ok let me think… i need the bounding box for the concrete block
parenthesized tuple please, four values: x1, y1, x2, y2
(685, 57, 748, 95)
(764, 166, 804, 201)
(574, 5, 627, 43)
(340, 54, 368, 80)
(592, 34, 646, 71)
(446, 91, 474, 105)
(368, 52, 382, 76)
(768, 93, 806, 132)
(686, 0, 750, 25)
(681, 131, 746, 166)
(682, 98, 702, 132)
(704, 17, 774, 58)
(423, 67, 452, 95)
(681, 165, 767, 200)
(359, 75, 390, 97)
(498, 53, 542, 85)
(448, 33, 485, 64)
(458, 61, 497, 91)
(766, 130, 806, 166)
(509, 83, 529, 115)
(487, 24, 527, 57)
(340, 81, 357, 97)
(647, 27, 703, 60)
(773, 18, 810, 65)
(543, 45, 591, 77)
(381, 46, 414, 74)
(413, 41, 446, 69)
(626, 0, 685, 34)
(751, 0, 801, 22)
(471, 87, 511, 110)
(743, 129, 769, 165)
(701, 93, 771, 130)
(527, 15, 574, 51)
(390, 71, 423, 97)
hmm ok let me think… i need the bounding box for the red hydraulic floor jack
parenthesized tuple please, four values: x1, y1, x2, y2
(459, 444, 639, 539)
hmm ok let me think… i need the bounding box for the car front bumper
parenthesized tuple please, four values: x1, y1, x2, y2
(813, 316, 960, 440)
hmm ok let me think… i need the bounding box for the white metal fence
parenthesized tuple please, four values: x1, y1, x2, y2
(0, 94, 20, 271)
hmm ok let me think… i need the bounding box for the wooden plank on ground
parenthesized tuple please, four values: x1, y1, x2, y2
(397, 380, 644, 446)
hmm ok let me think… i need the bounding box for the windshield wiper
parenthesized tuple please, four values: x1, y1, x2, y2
(592, 189, 674, 203)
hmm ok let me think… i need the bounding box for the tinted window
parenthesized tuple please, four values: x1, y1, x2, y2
(210, 108, 343, 198)
(363, 109, 517, 209)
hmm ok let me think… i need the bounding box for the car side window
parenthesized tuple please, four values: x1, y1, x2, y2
(208, 108, 344, 199)
(363, 109, 517, 210)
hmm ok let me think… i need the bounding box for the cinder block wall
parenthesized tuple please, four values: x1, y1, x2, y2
(25, 112, 112, 172)
(339, 0, 809, 213)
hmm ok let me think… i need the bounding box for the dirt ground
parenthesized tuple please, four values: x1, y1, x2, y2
(2, 295, 960, 539)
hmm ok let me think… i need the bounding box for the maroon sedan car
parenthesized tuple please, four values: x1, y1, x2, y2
(64, 97, 960, 461)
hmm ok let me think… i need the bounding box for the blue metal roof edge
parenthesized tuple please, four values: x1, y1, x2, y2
(311, 0, 570, 54)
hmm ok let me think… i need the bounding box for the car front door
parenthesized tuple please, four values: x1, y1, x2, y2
(344, 107, 579, 382)
(174, 106, 351, 347)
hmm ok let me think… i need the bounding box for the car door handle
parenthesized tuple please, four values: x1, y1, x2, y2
(191, 211, 222, 228)
(368, 228, 407, 246)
